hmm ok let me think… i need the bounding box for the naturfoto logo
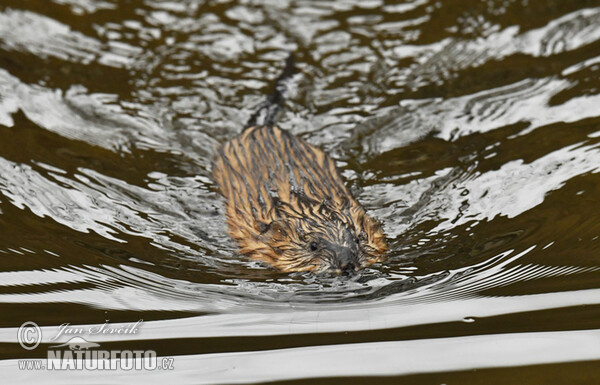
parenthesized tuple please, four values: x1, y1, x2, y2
(17, 321, 174, 371)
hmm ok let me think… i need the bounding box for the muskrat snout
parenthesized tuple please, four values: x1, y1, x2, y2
(326, 243, 359, 275)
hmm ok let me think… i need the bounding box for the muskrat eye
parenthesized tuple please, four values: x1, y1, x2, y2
(309, 242, 319, 252)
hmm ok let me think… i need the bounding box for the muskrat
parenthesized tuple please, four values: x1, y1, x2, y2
(212, 56, 387, 274)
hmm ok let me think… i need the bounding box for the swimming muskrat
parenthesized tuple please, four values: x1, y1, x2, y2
(212, 56, 387, 274)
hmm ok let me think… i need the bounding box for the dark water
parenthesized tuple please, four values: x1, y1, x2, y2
(1, 0, 600, 383)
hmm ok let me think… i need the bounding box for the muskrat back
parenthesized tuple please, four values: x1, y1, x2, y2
(212, 124, 387, 273)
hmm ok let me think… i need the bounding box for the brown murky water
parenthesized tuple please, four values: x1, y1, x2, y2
(1, 0, 600, 383)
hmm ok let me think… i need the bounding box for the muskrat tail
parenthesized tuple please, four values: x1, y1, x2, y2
(244, 53, 297, 130)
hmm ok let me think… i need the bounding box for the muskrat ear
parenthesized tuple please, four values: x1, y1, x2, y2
(256, 221, 271, 234)
(269, 220, 286, 234)
(256, 220, 287, 235)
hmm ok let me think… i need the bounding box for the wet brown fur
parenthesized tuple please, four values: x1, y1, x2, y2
(212, 125, 387, 273)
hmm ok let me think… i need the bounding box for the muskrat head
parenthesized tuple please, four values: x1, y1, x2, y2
(254, 216, 384, 274)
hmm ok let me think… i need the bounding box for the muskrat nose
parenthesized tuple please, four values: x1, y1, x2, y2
(337, 247, 358, 274)
(341, 262, 356, 275)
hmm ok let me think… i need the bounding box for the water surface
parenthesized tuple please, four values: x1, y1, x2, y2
(1, 0, 600, 383)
